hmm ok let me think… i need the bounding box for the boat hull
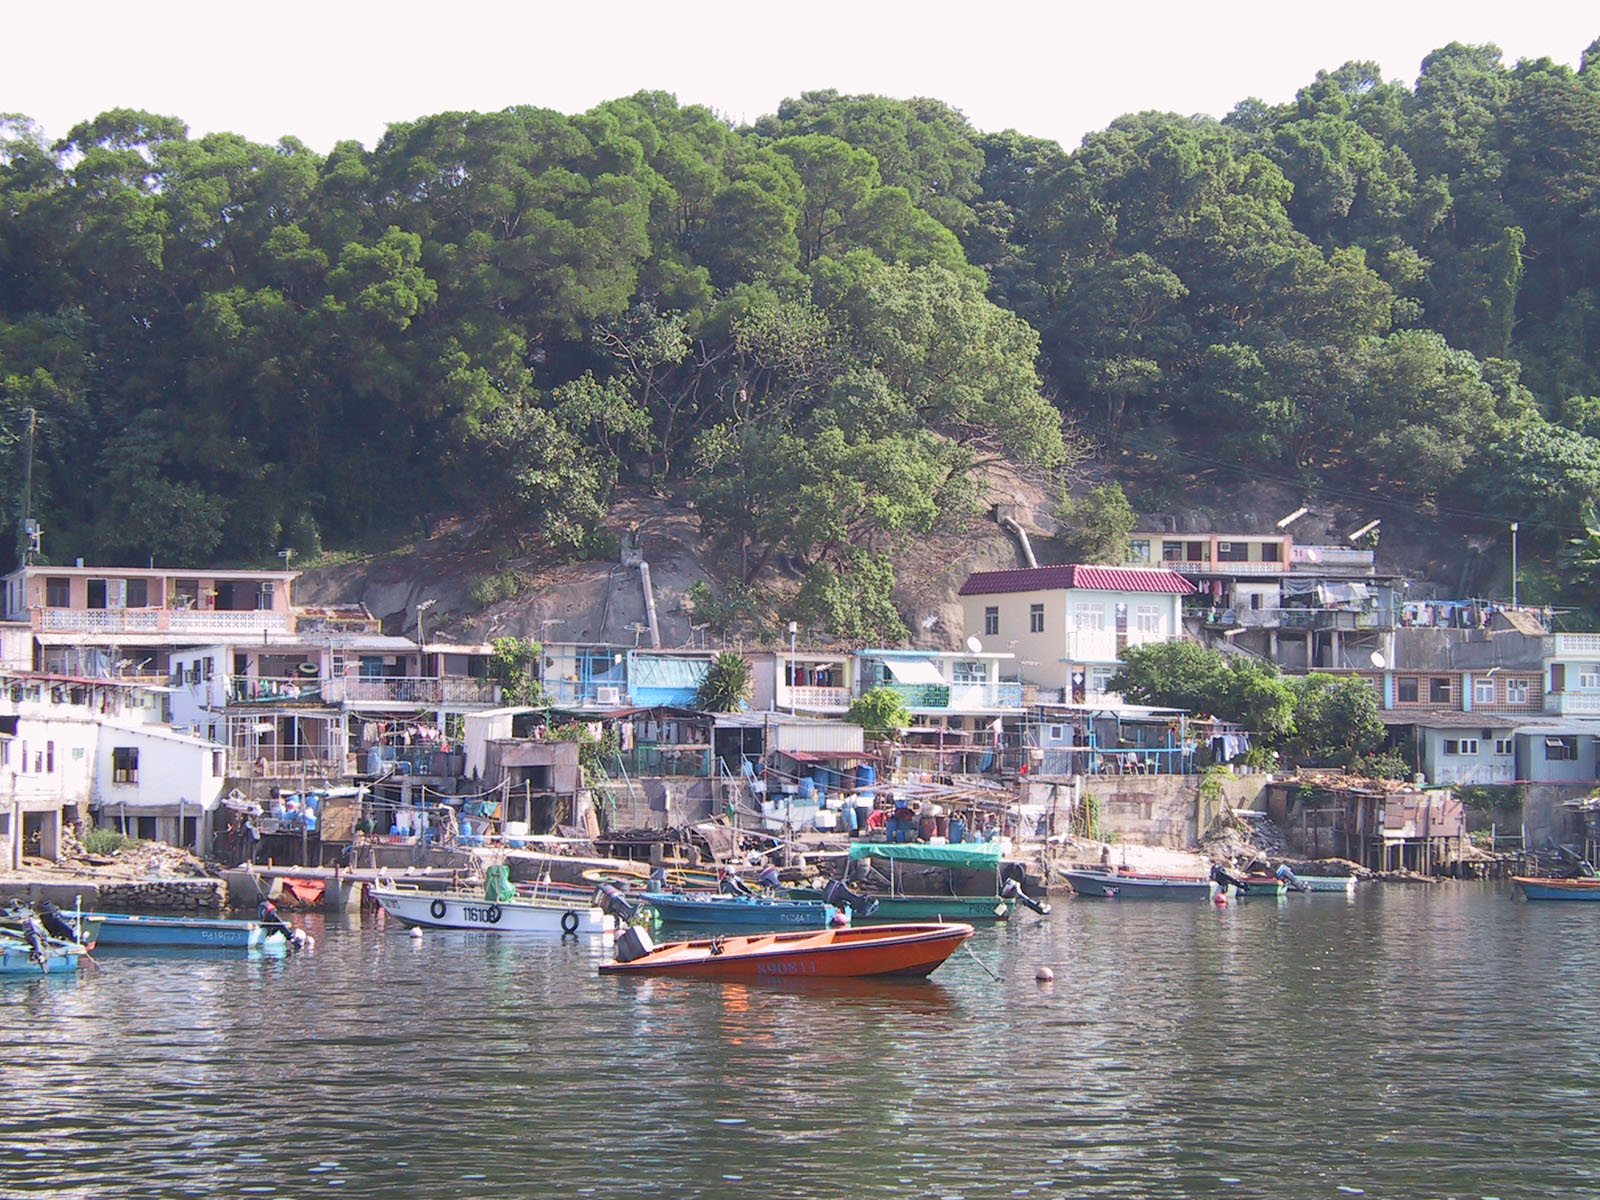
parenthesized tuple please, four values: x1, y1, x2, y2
(1512, 876, 1600, 901)
(1061, 869, 1211, 900)
(641, 892, 837, 928)
(788, 888, 1011, 922)
(1295, 875, 1358, 893)
(371, 886, 615, 935)
(1229, 877, 1289, 898)
(599, 922, 974, 979)
(0, 939, 80, 976)
(92, 914, 264, 949)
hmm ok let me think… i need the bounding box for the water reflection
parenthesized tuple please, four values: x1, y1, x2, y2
(5, 888, 1600, 1198)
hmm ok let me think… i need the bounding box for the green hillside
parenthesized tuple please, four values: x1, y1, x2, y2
(3, 39, 1599, 637)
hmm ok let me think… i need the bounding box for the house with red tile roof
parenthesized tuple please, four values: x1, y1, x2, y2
(958, 564, 1196, 702)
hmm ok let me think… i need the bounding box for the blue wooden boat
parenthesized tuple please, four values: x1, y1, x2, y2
(91, 913, 267, 949)
(0, 932, 82, 976)
(640, 891, 838, 929)
(1512, 876, 1600, 901)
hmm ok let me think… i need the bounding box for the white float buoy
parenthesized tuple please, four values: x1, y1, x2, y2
(1036, 966, 1055, 983)
(410, 927, 424, 939)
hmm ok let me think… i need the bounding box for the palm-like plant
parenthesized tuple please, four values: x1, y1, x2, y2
(695, 651, 753, 712)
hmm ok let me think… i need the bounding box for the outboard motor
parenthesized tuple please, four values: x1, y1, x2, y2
(822, 879, 880, 919)
(1211, 864, 1248, 895)
(36, 900, 79, 943)
(20, 914, 51, 970)
(1000, 878, 1051, 916)
(757, 865, 782, 890)
(596, 883, 643, 923)
(719, 872, 755, 898)
(612, 924, 656, 963)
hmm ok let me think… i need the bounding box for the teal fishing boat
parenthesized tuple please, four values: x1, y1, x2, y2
(792, 841, 1048, 922)
(92, 913, 268, 949)
(640, 891, 838, 929)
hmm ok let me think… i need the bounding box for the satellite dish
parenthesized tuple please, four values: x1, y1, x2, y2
(1370, 651, 1386, 669)
(966, 635, 983, 654)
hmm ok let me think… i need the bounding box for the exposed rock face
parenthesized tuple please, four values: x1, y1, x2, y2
(294, 468, 1469, 652)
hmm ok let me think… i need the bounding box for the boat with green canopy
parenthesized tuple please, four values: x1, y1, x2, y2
(790, 841, 1049, 922)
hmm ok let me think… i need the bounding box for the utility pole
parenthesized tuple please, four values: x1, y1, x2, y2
(19, 407, 37, 565)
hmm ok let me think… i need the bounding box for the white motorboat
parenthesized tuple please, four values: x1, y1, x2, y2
(370, 883, 615, 937)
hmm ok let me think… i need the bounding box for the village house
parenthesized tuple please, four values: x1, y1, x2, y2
(958, 564, 1193, 702)
(0, 670, 225, 866)
(1127, 529, 1402, 673)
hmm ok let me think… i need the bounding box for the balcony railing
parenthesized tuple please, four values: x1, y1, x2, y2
(780, 685, 853, 710)
(1546, 692, 1600, 715)
(38, 608, 289, 634)
(228, 675, 500, 706)
(227, 753, 360, 779)
(330, 676, 499, 705)
(1164, 560, 1285, 576)
(1547, 633, 1600, 656)
(540, 679, 626, 707)
(877, 681, 1022, 711)
(1256, 607, 1394, 631)
(230, 675, 325, 703)
(1291, 546, 1375, 568)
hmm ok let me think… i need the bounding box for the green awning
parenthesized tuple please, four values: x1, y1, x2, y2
(848, 841, 1003, 868)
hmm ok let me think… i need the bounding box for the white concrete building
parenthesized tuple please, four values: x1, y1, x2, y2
(959, 565, 1195, 701)
(0, 671, 224, 865)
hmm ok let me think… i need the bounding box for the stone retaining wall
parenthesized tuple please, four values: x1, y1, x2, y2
(1023, 772, 1270, 848)
(0, 878, 228, 912)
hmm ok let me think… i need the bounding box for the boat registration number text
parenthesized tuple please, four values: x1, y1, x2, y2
(754, 958, 817, 976)
(461, 905, 502, 924)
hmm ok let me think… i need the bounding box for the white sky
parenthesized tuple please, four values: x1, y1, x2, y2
(7, 2, 1597, 154)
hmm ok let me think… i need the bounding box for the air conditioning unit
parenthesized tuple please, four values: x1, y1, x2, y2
(595, 686, 622, 705)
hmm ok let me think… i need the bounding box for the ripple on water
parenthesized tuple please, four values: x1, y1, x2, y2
(4, 889, 1599, 1199)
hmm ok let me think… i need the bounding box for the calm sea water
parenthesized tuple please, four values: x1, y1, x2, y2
(3, 884, 1597, 1200)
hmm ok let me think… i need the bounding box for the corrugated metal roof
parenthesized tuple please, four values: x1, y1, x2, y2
(958, 565, 1195, 596)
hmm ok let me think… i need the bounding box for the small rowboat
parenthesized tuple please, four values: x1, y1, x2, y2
(1060, 868, 1211, 900)
(1294, 875, 1358, 893)
(1512, 876, 1600, 901)
(599, 922, 974, 979)
(0, 932, 82, 976)
(1225, 875, 1289, 899)
(370, 883, 615, 936)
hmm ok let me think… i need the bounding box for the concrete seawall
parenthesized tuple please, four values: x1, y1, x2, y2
(0, 878, 228, 913)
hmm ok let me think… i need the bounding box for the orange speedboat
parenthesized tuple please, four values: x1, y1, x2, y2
(598, 921, 974, 980)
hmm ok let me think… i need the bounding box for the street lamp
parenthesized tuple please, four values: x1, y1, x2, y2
(1510, 523, 1520, 609)
(788, 621, 798, 716)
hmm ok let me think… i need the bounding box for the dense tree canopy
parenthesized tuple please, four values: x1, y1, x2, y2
(5, 43, 1600, 627)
